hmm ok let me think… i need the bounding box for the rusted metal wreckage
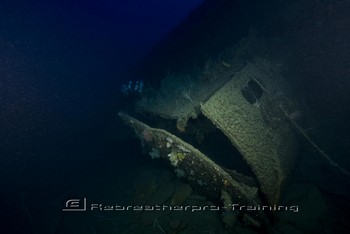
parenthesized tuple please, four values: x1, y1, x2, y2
(119, 58, 302, 227)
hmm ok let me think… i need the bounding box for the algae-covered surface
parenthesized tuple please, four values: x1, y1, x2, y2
(135, 60, 246, 131)
(201, 59, 300, 205)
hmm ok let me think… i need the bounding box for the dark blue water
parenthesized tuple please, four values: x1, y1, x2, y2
(0, 0, 203, 233)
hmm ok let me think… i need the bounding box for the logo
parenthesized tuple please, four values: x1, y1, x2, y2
(62, 198, 87, 211)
